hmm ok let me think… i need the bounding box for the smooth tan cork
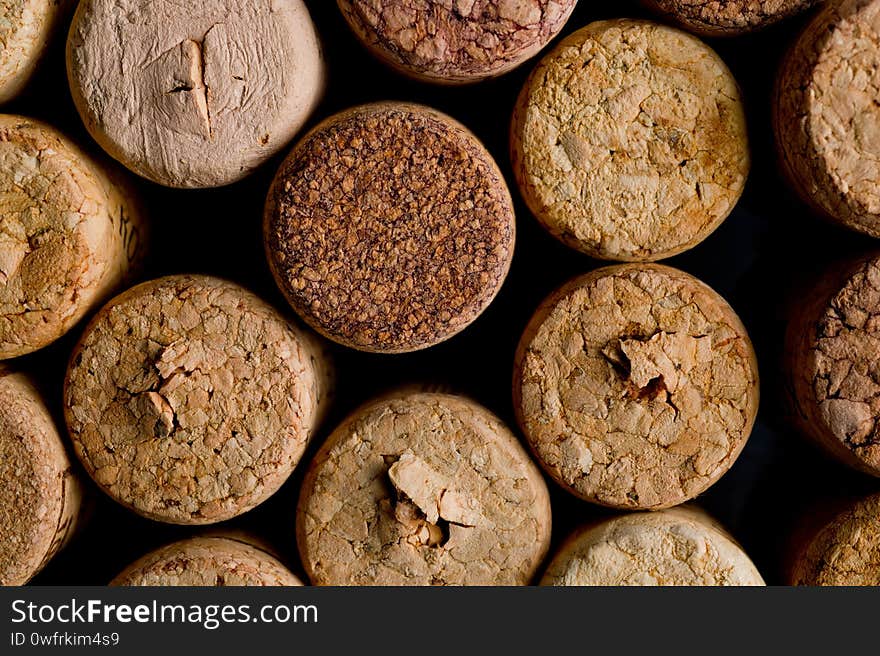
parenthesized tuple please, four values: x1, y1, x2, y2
(110, 536, 302, 586)
(774, 0, 880, 237)
(511, 19, 750, 262)
(0, 0, 72, 103)
(337, 0, 578, 84)
(296, 391, 552, 586)
(64, 274, 331, 525)
(785, 254, 880, 476)
(541, 506, 765, 586)
(514, 264, 760, 510)
(643, 0, 818, 36)
(0, 367, 84, 586)
(265, 102, 515, 354)
(0, 114, 144, 360)
(788, 493, 880, 585)
(66, 0, 325, 189)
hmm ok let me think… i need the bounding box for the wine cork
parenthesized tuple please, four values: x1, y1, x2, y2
(297, 391, 552, 586)
(64, 274, 331, 525)
(785, 254, 880, 476)
(0, 367, 84, 585)
(514, 264, 760, 509)
(336, 0, 578, 84)
(643, 0, 818, 36)
(265, 102, 515, 354)
(0, 114, 144, 360)
(0, 0, 72, 103)
(788, 493, 880, 585)
(511, 19, 749, 262)
(541, 506, 765, 586)
(774, 0, 880, 237)
(110, 536, 302, 586)
(66, 0, 325, 188)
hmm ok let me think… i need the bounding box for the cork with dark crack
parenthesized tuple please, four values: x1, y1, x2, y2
(0, 114, 145, 360)
(110, 536, 302, 586)
(297, 391, 552, 585)
(337, 0, 578, 84)
(513, 264, 760, 509)
(66, 0, 325, 188)
(64, 275, 331, 525)
(785, 254, 880, 476)
(643, 0, 819, 36)
(265, 102, 515, 354)
(774, 0, 880, 237)
(788, 493, 880, 585)
(541, 506, 765, 585)
(0, 367, 85, 585)
(511, 19, 750, 262)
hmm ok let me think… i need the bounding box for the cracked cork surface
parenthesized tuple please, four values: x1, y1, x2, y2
(265, 102, 515, 354)
(66, 0, 325, 188)
(337, 0, 578, 84)
(0, 367, 84, 585)
(111, 536, 302, 586)
(0, 114, 144, 360)
(785, 254, 880, 476)
(511, 19, 749, 262)
(644, 0, 818, 36)
(296, 391, 552, 585)
(514, 264, 759, 510)
(789, 493, 880, 585)
(64, 274, 331, 525)
(774, 0, 880, 237)
(541, 506, 764, 585)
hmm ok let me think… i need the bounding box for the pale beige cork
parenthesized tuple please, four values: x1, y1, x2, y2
(0, 367, 85, 586)
(643, 0, 819, 36)
(774, 0, 880, 237)
(110, 536, 303, 586)
(297, 391, 552, 586)
(0, 114, 144, 360)
(0, 1, 73, 103)
(541, 506, 765, 586)
(788, 493, 880, 585)
(785, 254, 880, 476)
(64, 274, 331, 525)
(337, 0, 578, 84)
(511, 19, 750, 262)
(265, 102, 515, 354)
(66, 0, 325, 189)
(513, 264, 760, 510)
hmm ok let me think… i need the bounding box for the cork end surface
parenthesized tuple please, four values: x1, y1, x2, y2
(645, 0, 818, 36)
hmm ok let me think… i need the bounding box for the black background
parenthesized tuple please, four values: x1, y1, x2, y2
(8, 0, 879, 586)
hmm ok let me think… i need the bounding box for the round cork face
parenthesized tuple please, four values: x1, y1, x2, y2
(541, 507, 765, 586)
(775, 0, 880, 237)
(337, 0, 578, 84)
(297, 392, 552, 585)
(66, 0, 325, 188)
(0, 115, 141, 360)
(786, 255, 880, 475)
(111, 537, 302, 586)
(64, 275, 326, 525)
(790, 494, 880, 586)
(644, 0, 818, 36)
(265, 102, 515, 354)
(514, 264, 759, 510)
(511, 19, 750, 262)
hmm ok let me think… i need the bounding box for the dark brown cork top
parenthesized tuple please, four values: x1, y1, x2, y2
(644, 0, 819, 36)
(265, 102, 515, 354)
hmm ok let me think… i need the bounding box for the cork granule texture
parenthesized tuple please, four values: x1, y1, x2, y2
(514, 264, 759, 510)
(65, 275, 325, 525)
(511, 19, 749, 262)
(266, 102, 515, 353)
(0, 1, 70, 102)
(646, 0, 818, 35)
(337, 0, 578, 83)
(297, 392, 552, 585)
